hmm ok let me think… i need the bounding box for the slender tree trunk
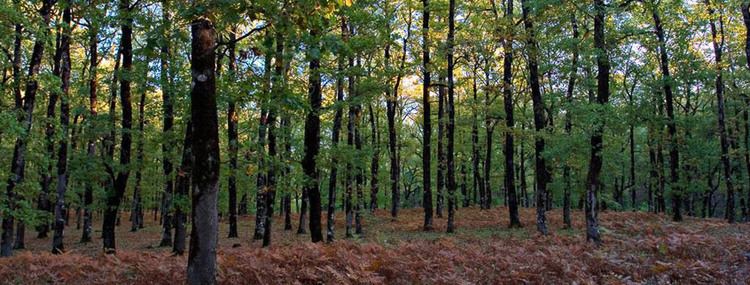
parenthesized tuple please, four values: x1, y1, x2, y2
(158, 0, 175, 244)
(263, 25, 285, 247)
(389, 11, 411, 219)
(422, 0, 434, 231)
(304, 24, 324, 242)
(39, 28, 63, 240)
(327, 17, 347, 242)
(2, 0, 56, 257)
(187, 18, 219, 285)
(254, 43, 273, 240)
(743, 2, 750, 72)
(172, 119, 192, 255)
(132, 55, 149, 233)
(437, 76, 445, 219)
(503, 0, 521, 227)
(705, 0, 734, 223)
(563, 15, 578, 229)
(652, 5, 682, 222)
(471, 64, 484, 209)
(446, 0, 457, 233)
(369, 104, 380, 212)
(227, 29, 239, 239)
(52, 5, 72, 254)
(585, 0, 608, 245)
(282, 118, 293, 230)
(102, 0, 134, 253)
(521, 0, 549, 235)
(81, 19, 98, 244)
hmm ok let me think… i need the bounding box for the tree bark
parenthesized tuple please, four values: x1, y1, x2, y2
(187, 18, 219, 285)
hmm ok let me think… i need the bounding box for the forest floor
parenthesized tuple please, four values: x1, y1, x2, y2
(0, 207, 748, 284)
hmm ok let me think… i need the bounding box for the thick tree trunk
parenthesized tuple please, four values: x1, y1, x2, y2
(2, 0, 56, 257)
(422, 0, 434, 231)
(521, 0, 549, 235)
(187, 18, 219, 285)
(585, 0, 608, 245)
(304, 25, 324, 242)
(705, 0, 734, 223)
(52, 5, 72, 254)
(102, 0, 134, 253)
(503, 0, 521, 228)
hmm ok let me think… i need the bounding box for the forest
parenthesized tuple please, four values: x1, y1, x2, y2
(0, 0, 749, 283)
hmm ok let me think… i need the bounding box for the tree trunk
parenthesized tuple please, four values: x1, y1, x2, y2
(652, 5, 682, 222)
(585, 0, 608, 245)
(304, 24, 324, 242)
(421, 0, 434, 231)
(2, 0, 56, 257)
(52, 5, 72, 254)
(133, 55, 149, 233)
(563, 15, 578, 229)
(263, 25, 285, 247)
(327, 17, 347, 242)
(521, 0, 549, 235)
(81, 18, 98, 244)
(503, 0, 521, 227)
(226, 29, 239, 239)
(102, 0, 134, 253)
(158, 0, 175, 245)
(369, 104, 380, 212)
(705, 0, 734, 223)
(446, 0, 457, 233)
(389, 11, 411, 219)
(187, 18, 219, 285)
(172, 119, 192, 255)
(437, 75, 445, 219)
